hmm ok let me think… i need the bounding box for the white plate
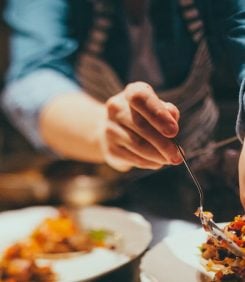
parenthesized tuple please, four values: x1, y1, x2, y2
(140, 225, 225, 282)
(0, 205, 152, 282)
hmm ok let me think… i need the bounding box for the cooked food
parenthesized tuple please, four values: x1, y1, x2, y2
(0, 208, 119, 282)
(10, 208, 117, 257)
(28, 208, 94, 255)
(200, 215, 245, 282)
(0, 243, 56, 282)
(195, 208, 214, 232)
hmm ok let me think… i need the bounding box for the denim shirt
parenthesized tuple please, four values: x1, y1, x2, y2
(2, 0, 245, 149)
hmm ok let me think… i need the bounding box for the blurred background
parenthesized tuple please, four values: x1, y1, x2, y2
(0, 0, 243, 247)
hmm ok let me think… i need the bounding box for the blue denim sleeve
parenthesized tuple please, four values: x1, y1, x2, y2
(1, 69, 82, 151)
(212, 0, 245, 140)
(3, 0, 82, 151)
(4, 0, 79, 81)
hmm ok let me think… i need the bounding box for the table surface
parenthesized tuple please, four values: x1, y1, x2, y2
(101, 152, 244, 281)
(0, 143, 243, 282)
(0, 100, 241, 281)
(105, 157, 243, 246)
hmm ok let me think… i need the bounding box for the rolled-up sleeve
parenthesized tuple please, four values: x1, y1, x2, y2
(2, 69, 81, 150)
(212, 0, 245, 140)
(2, 0, 81, 150)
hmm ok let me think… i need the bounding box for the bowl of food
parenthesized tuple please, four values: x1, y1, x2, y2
(0, 205, 152, 281)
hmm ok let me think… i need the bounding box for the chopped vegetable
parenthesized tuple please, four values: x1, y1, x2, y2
(200, 215, 245, 282)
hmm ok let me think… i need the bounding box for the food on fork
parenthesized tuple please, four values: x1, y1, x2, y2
(200, 215, 245, 282)
(195, 208, 214, 232)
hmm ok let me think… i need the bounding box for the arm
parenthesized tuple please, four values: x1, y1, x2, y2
(211, 0, 245, 206)
(40, 82, 182, 171)
(2, 0, 81, 149)
(3, 0, 182, 171)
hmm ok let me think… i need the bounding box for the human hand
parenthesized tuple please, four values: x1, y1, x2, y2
(100, 82, 183, 171)
(239, 140, 245, 208)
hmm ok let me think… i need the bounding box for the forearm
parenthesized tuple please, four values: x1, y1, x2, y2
(39, 93, 107, 163)
(236, 79, 245, 141)
(1, 69, 107, 162)
(239, 138, 245, 208)
(3, 73, 182, 171)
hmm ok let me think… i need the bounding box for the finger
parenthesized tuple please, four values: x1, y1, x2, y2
(163, 102, 180, 122)
(105, 121, 168, 165)
(106, 93, 128, 120)
(125, 82, 179, 138)
(111, 108, 182, 164)
(105, 158, 132, 172)
(106, 89, 182, 164)
(108, 144, 164, 170)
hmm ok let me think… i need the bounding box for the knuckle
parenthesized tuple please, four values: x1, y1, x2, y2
(126, 81, 152, 91)
(175, 110, 180, 121)
(171, 105, 180, 117)
(167, 103, 180, 120)
(106, 97, 121, 117)
(163, 102, 180, 121)
(126, 82, 152, 104)
(174, 106, 180, 116)
(131, 81, 152, 91)
(107, 144, 118, 156)
(129, 92, 146, 106)
(105, 124, 116, 139)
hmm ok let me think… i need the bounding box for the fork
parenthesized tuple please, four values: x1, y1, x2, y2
(173, 138, 245, 258)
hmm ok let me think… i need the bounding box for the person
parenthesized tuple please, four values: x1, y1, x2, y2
(1, 0, 245, 196)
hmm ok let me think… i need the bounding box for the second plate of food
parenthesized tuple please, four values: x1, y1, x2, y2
(0, 205, 152, 281)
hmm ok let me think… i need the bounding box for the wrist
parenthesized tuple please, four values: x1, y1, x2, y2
(40, 93, 108, 163)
